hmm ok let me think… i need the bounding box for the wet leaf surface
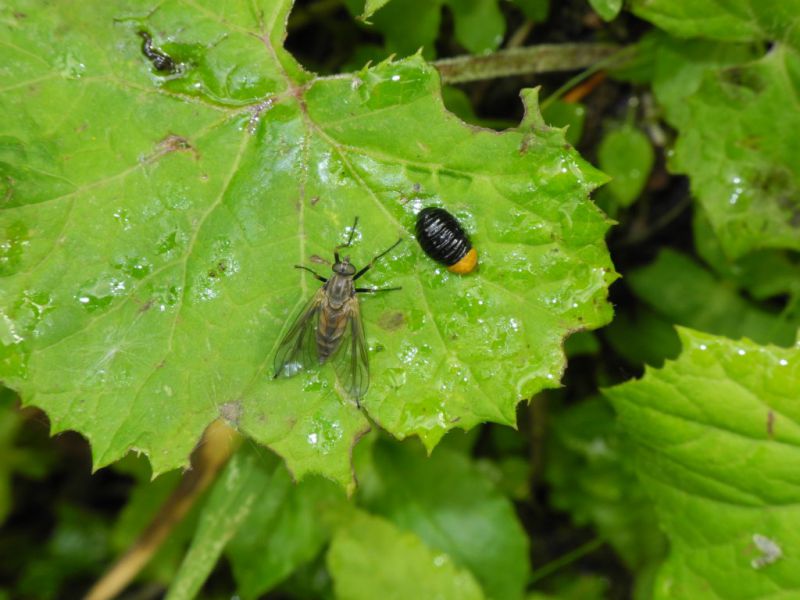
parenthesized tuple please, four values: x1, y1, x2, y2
(0, 0, 615, 487)
(605, 328, 800, 599)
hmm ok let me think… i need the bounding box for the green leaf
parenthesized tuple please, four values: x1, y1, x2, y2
(167, 446, 276, 600)
(447, 0, 506, 55)
(588, 0, 622, 22)
(628, 249, 800, 347)
(604, 328, 800, 599)
(360, 0, 392, 21)
(226, 451, 346, 599)
(602, 305, 681, 367)
(0, 0, 615, 488)
(327, 510, 485, 599)
(358, 0, 505, 57)
(653, 41, 800, 257)
(359, 438, 530, 600)
(0, 388, 51, 525)
(365, 0, 443, 57)
(597, 124, 654, 207)
(166, 444, 345, 599)
(629, 0, 800, 50)
(110, 466, 189, 583)
(546, 397, 666, 573)
(693, 208, 800, 303)
(541, 100, 586, 147)
(512, 0, 550, 22)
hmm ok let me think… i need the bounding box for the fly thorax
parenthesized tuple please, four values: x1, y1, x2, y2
(326, 273, 354, 308)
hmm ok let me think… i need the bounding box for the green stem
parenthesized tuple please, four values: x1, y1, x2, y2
(540, 44, 639, 110)
(529, 537, 605, 585)
(433, 43, 622, 84)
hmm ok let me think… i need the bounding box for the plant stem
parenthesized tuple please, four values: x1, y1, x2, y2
(85, 420, 241, 600)
(434, 43, 622, 84)
(529, 537, 605, 585)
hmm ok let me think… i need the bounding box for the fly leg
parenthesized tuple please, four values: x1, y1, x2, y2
(294, 265, 328, 283)
(353, 238, 403, 280)
(334, 216, 359, 263)
(355, 286, 401, 293)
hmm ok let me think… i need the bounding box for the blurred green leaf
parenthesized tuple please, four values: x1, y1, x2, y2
(542, 100, 586, 146)
(628, 249, 800, 346)
(0, 388, 50, 525)
(564, 330, 600, 357)
(605, 328, 800, 598)
(18, 505, 111, 599)
(546, 397, 666, 575)
(629, 0, 800, 49)
(111, 465, 189, 584)
(447, 0, 506, 54)
(651, 40, 800, 257)
(356, 0, 505, 56)
(327, 510, 485, 599)
(226, 449, 347, 599)
(1, 0, 615, 488)
(597, 124, 654, 207)
(167, 446, 276, 600)
(603, 304, 681, 367)
(693, 209, 800, 303)
(512, 0, 550, 22)
(361, 0, 392, 20)
(359, 438, 530, 599)
(588, 0, 622, 21)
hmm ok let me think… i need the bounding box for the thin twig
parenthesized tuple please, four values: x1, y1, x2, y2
(434, 43, 622, 84)
(85, 420, 241, 600)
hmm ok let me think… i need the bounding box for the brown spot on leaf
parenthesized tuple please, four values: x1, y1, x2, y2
(378, 311, 406, 331)
(147, 134, 199, 163)
(767, 410, 775, 438)
(310, 195, 320, 206)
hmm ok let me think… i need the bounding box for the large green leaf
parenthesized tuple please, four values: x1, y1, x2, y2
(629, 0, 800, 50)
(605, 328, 800, 598)
(650, 39, 800, 258)
(327, 510, 485, 599)
(0, 0, 614, 487)
(359, 438, 530, 600)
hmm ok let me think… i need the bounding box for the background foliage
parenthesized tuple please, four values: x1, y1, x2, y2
(1, 0, 798, 598)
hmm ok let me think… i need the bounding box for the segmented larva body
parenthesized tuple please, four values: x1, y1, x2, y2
(415, 207, 478, 274)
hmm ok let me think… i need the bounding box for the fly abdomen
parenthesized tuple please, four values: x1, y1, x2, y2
(317, 304, 348, 363)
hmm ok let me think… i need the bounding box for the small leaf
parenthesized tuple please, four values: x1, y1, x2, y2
(604, 328, 800, 598)
(359, 438, 530, 600)
(597, 124, 654, 207)
(327, 510, 485, 599)
(588, 0, 622, 22)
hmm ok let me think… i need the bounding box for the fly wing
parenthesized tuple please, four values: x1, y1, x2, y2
(273, 289, 325, 379)
(331, 297, 370, 402)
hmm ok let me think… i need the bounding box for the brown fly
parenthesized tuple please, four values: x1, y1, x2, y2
(273, 218, 402, 404)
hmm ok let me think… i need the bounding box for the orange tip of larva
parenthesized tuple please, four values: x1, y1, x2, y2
(446, 247, 478, 274)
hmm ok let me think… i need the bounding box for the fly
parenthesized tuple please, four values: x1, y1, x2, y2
(273, 218, 402, 405)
